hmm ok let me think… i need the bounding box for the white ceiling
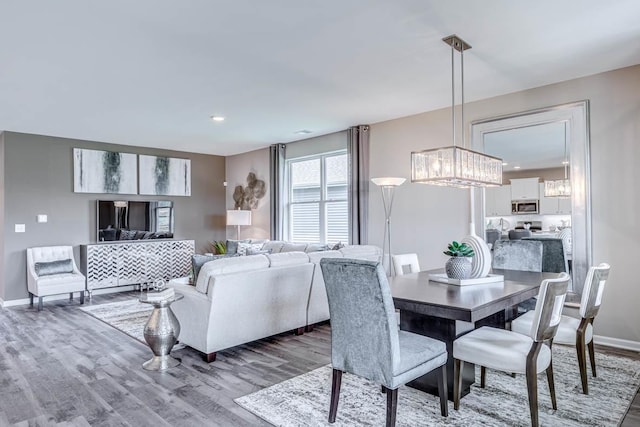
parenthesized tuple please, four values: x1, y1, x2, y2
(484, 122, 567, 171)
(1, 0, 639, 156)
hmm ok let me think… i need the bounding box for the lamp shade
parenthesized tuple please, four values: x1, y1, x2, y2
(226, 210, 251, 226)
(411, 146, 502, 188)
(371, 177, 406, 187)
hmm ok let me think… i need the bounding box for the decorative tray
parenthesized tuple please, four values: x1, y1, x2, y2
(428, 273, 504, 286)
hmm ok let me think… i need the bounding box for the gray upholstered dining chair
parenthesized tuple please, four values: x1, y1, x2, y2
(453, 273, 570, 427)
(512, 263, 610, 394)
(391, 253, 420, 276)
(492, 240, 543, 272)
(485, 229, 501, 249)
(319, 258, 448, 427)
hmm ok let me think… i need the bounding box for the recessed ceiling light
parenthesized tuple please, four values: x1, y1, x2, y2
(502, 162, 508, 166)
(295, 130, 312, 135)
(211, 116, 225, 122)
(513, 166, 521, 169)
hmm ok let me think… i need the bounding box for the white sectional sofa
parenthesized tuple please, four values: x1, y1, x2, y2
(168, 244, 381, 362)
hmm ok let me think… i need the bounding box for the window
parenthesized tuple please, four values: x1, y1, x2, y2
(287, 151, 349, 244)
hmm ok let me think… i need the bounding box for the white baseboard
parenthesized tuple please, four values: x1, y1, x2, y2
(594, 335, 640, 352)
(0, 286, 137, 308)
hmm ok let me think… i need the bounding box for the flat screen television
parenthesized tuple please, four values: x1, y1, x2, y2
(97, 200, 175, 241)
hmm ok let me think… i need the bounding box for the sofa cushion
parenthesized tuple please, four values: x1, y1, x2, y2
(192, 254, 237, 283)
(195, 255, 270, 294)
(237, 242, 264, 256)
(267, 252, 310, 268)
(262, 240, 285, 253)
(307, 250, 343, 264)
(305, 243, 331, 253)
(226, 239, 251, 255)
(281, 242, 308, 252)
(35, 259, 74, 276)
(339, 245, 382, 261)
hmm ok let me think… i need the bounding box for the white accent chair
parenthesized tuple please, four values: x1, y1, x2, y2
(512, 263, 610, 394)
(453, 273, 570, 427)
(391, 253, 420, 276)
(27, 246, 86, 311)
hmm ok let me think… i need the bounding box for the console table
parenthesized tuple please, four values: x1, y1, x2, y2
(80, 240, 195, 297)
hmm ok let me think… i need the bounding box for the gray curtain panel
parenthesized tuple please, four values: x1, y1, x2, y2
(269, 143, 286, 240)
(348, 125, 370, 245)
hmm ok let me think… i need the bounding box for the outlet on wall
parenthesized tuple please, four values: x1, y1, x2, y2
(15, 224, 25, 233)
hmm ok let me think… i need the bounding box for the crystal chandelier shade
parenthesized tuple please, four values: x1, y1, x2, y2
(411, 35, 502, 188)
(544, 122, 571, 197)
(412, 146, 502, 188)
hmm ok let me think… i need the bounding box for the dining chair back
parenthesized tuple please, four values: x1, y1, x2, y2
(492, 240, 543, 272)
(320, 258, 448, 426)
(579, 263, 610, 319)
(391, 253, 420, 276)
(529, 273, 571, 342)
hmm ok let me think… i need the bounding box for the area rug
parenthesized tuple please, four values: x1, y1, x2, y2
(79, 299, 152, 343)
(235, 345, 640, 426)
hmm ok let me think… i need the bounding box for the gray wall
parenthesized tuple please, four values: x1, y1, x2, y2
(369, 64, 640, 344)
(225, 147, 271, 240)
(1, 132, 226, 301)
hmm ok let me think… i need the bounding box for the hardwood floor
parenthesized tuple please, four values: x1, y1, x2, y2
(0, 292, 638, 426)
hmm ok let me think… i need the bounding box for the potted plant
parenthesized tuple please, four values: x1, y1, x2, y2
(443, 241, 475, 279)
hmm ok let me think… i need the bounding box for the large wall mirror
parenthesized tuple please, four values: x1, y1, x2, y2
(471, 101, 591, 294)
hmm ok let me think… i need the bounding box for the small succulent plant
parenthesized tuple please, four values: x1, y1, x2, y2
(443, 241, 475, 257)
(210, 240, 227, 254)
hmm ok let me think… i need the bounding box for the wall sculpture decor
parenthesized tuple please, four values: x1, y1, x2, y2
(139, 155, 191, 196)
(73, 148, 137, 194)
(233, 172, 266, 209)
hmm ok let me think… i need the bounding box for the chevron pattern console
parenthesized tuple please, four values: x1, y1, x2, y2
(81, 240, 195, 297)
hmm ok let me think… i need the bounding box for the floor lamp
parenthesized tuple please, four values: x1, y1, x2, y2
(226, 209, 251, 240)
(371, 177, 406, 276)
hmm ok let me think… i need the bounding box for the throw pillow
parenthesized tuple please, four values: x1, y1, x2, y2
(331, 241, 345, 250)
(34, 259, 74, 276)
(119, 229, 137, 240)
(191, 253, 240, 283)
(237, 242, 264, 256)
(305, 243, 331, 253)
(226, 239, 251, 255)
(246, 248, 271, 256)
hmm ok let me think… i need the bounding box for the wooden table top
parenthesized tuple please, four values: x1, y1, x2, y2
(390, 269, 560, 323)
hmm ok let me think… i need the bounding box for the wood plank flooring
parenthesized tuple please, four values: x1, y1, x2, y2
(0, 292, 638, 426)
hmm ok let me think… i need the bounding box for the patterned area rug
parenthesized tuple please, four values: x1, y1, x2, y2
(79, 299, 152, 343)
(236, 345, 640, 426)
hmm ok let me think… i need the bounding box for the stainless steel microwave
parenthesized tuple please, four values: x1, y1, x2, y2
(511, 200, 539, 215)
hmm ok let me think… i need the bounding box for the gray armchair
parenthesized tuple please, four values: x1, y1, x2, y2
(320, 258, 448, 426)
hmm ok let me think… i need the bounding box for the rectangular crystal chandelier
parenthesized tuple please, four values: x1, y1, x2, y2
(411, 35, 503, 189)
(544, 179, 571, 197)
(544, 122, 571, 197)
(412, 146, 503, 188)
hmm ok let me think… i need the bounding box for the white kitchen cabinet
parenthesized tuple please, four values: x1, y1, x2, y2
(510, 178, 540, 200)
(539, 183, 572, 214)
(485, 185, 512, 216)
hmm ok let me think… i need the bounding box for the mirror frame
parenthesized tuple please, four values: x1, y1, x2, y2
(470, 101, 591, 293)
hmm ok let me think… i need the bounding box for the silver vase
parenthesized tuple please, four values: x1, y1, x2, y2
(445, 257, 472, 279)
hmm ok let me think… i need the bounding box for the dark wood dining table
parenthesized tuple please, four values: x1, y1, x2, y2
(389, 268, 560, 400)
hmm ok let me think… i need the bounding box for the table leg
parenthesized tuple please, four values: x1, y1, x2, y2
(400, 311, 475, 401)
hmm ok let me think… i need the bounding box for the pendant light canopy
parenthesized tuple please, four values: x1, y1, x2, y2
(411, 35, 502, 188)
(544, 122, 572, 198)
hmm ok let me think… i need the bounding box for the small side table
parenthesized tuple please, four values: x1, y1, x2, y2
(139, 292, 184, 371)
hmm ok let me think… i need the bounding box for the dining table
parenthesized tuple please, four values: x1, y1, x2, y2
(389, 268, 560, 401)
